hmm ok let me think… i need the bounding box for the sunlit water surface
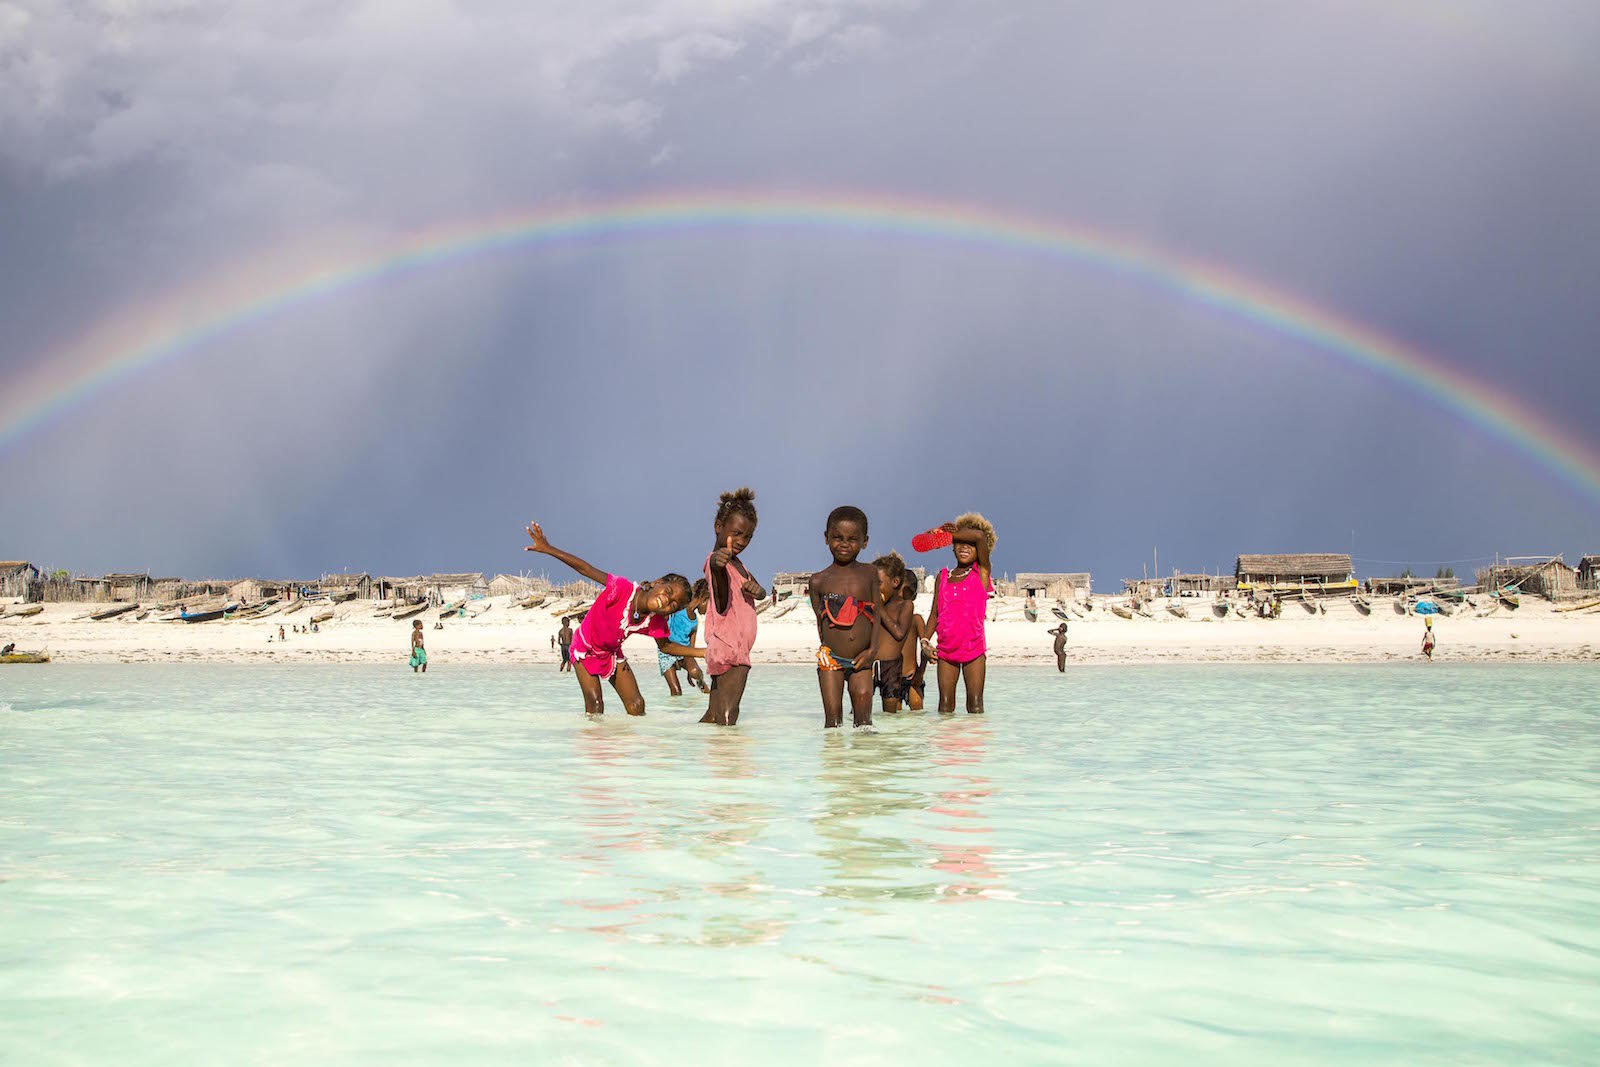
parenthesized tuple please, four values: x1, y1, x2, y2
(2, 664, 1597, 1064)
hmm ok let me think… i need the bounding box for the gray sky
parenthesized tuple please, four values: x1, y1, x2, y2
(2, 1, 1598, 585)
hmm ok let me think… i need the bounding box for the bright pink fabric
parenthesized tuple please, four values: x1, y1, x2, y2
(934, 566, 991, 664)
(569, 574, 670, 680)
(703, 555, 759, 676)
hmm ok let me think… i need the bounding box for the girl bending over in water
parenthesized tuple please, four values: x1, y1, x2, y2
(526, 521, 700, 716)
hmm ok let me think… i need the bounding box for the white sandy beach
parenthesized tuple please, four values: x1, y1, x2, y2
(5, 592, 1598, 666)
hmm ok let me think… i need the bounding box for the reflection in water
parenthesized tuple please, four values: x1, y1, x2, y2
(815, 729, 940, 901)
(926, 719, 999, 902)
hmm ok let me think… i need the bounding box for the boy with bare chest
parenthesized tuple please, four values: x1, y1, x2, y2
(810, 506, 882, 728)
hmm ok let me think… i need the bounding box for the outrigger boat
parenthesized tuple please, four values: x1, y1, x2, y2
(1352, 594, 1372, 615)
(1111, 604, 1134, 620)
(1166, 602, 1188, 619)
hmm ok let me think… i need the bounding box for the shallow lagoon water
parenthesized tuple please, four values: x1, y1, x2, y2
(2, 663, 1598, 1063)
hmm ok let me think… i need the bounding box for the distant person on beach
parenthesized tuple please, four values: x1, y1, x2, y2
(410, 619, 427, 673)
(810, 505, 881, 729)
(701, 487, 764, 726)
(922, 514, 995, 715)
(900, 572, 927, 711)
(2, 642, 14, 656)
(525, 521, 701, 716)
(660, 579, 711, 697)
(1024, 592, 1038, 623)
(549, 634, 555, 650)
(557, 616, 574, 672)
(279, 625, 286, 641)
(1423, 616, 1436, 661)
(1048, 623, 1069, 672)
(872, 552, 914, 713)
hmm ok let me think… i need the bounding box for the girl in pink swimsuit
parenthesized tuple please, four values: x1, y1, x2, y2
(921, 513, 996, 714)
(700, 487, 765, 726)
(525, 521, 702, 716)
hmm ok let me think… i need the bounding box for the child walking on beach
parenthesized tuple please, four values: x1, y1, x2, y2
(701, 488, 765, 726)
(410, 619, 427, 673)
(1423, 616, 1436, 662)
(659, 579, 711, 697)
(900, 572, 927, 711)
(872, 552, 915, 712)
(525, 522, 701, 716)
(921, 515, 995, 714)
(810, 505, 882, 728)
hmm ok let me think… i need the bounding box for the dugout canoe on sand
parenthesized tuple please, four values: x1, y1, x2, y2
(393, 602, 428, 620)
(90, 602, 136, 620)
(1166, 603, 1188, 619)
(1, 649, 50, 664)
(1211, 601, 1229, 618)
(5, 604, 44, 618)
(1353, 595, 1372, 616)
(310, 610, 335, 625)
(1111, 604, 1133, 620)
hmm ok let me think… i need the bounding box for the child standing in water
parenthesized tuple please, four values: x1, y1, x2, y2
(900, 572, 927, 711)
(810, 505, 882, 728)
(701, 488, 765, 726)
(1048, 622, 1068, 672)
(410, 619, 427, 673)
(871, 552, 915, 712)
(921, 514, 995, 714)
(659, 579, 711, 697)
(525, 522, 700, 716)
(557, 616, 574, 671)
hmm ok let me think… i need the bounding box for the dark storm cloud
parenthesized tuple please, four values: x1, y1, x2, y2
(1, 1, 1596, 583)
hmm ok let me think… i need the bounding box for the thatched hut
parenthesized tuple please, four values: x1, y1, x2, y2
(1014, 572, 1091, 600)
(1235, 554, 1355, 592)
(321, 572, 373, 600)
(1368, 576, 1461, 597)
(102, 572, 153, 601)
(773, 572, 812, 599)
(1171, 572, 1234, 595)
(1476, 557, 1579, 599)
(374, 576, 430, 602)
(0, 561, 39, 599)
(429, 573, 488, 601)
(1578, 555, 1600, 591)
(487, 573, 546, 598)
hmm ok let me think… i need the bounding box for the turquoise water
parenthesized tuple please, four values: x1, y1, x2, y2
(2, 664, 1598, 1064)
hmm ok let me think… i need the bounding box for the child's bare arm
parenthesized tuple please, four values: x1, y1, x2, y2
(880, 600, 912, 643)
(945, 525, 993, 584)
(656, 637, 704, 659)
(853, 566, 883, 669)
(525, 522, 608, 584)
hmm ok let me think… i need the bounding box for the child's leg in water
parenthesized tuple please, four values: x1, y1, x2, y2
(664, 665, 683, 697)
(701, 664, 751, 726)
(818, 669, 847, 728)
(608, 663, 647, 716)
(935, 659, 961, 714)
(573, 661, 607, 715)
(961, 656, 986, 714)
(848, 670, 874, 727)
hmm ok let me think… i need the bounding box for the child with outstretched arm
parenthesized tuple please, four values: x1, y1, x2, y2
(525, 522, 701, 715)
(701, 488, 766, 726)
(921, 514, 995, 714)
(810, 505, 882, 728)
(871, 552, 915, 713)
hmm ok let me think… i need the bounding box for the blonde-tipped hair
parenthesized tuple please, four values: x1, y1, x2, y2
(953, 512, 996, 552)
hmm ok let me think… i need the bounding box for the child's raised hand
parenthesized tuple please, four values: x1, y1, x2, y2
(741, 577, 765, 600)
(525, 521, 551, 552)
(710, 534, 735, 570)
(940, 522, 959, 534)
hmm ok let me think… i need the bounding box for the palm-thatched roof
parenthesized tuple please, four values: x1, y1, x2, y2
(1235, 554, 1352, 580)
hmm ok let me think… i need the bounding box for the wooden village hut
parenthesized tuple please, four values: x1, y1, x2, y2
(429, 573, 488, 602)
(320, 573, 373, 601)
(1578, 555, 1600, 591)
(1170, 572, 1234, 596)
(1234, 554, 1355, 593)
(487, 573, 547, 598)
(0, 561, 39, 599)
(1014, 572, 1092, 601)
(1476, 557, 1579, 599)
(772, 572, 812, 599)
(374, 576, 430, 602)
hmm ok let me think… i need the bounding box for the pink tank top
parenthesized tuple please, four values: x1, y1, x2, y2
(703, 555, 758, 675)
(935, 566, 990, 663)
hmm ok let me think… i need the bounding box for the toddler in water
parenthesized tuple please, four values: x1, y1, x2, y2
(701, 488, 765, 726)
(899, 572, 927, 711)
(871, 552, 915, 713)
(659, 579, 711, 696)
(810, 505, 882, 728)
(410, 619, 427, 673)
(525, 521, 701, 715)
(921, 514, 995, 714)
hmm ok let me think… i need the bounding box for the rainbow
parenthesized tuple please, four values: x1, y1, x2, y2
(4, 189, 1598, 503)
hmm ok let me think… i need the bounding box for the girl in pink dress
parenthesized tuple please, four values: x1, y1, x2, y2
(921, 513, 996, 714)
(525, 522, 701, 716)
(700, 487, 765, 726)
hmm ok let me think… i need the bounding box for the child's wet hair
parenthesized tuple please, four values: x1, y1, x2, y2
(900, 571, 919, 595)
(953, 511, 997, 551)
(691, 577, 710, 602)
(826, 505, 868, 535)
(873, 551, 907, 588)
(715, 487, 758, 528)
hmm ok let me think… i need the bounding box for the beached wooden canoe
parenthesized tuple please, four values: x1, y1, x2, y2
(1, 650, 50, 664)
(1353, 595, 1372, 616)
(519, 594, 547, 609)
(1111, 604, 1133, 620)
(437, 601, 465, 620)
(1393, 599, 1408, 615)
(770, 599, 799, 619)
(91, 602, 139, 621)
(181, 606, 227, 623)
(5, 604, 44, 618)
(393, 602, 428, 620)
(1499, 592, 1520, 610)
(1166, 603, 1188, 618)
(310, 610, 335, 625)
(1555, 597, 1600, 613)
(1212, 601, 1230, 618)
